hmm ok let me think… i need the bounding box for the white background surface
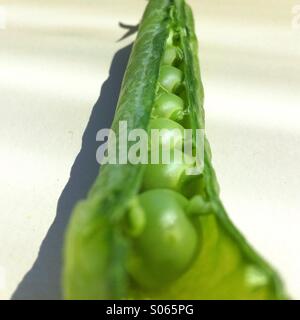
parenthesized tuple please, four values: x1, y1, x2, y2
(0, 0, 299, 299)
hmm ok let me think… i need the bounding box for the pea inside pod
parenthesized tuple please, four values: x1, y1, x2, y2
(125, 189, 200, 289)
(158, 65, 183, 93)
(142, 151, 197, 192)
(152, 92, 184, 121)
(148, 118, 185, 152)
(162, 46, 178, 65)
(161, 45, 183, 65)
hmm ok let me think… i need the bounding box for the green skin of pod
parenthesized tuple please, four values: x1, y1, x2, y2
(126, 189, 200, 289)
(152, 92, 184, 121)
(159, 65, 183, 92)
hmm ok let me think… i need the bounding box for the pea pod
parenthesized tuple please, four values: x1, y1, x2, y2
(63, 0, 287, 300)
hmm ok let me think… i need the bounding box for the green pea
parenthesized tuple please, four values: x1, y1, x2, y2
(142, 151, 195, 192)
(162, 46, 177, 65)
(165, 29, 174, 46)
(148, 118, 185, 151)
(161, 46, 183, 66)
(158, 65, 183, 93)
(126, 189, 200, 289)
(152, 93, 184, 121)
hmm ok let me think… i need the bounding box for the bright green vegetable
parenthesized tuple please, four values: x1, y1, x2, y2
(152, 92, 184, 121)
(63, 0, 287, 300)
(125, 189, 200, 289)
(142, 151, 195, 191)
(162, 46, 178, 65)
(159, 65, 183, 93)
(148, 118, 184, 151)
(161, 45, 183, 65)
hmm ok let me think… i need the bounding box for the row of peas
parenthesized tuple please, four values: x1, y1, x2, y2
(124, 31, 212, 290)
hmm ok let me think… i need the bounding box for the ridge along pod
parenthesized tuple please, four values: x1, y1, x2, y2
(125, 189, 201, 289)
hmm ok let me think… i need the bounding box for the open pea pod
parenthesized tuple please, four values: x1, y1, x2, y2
(63, 0, 287, 300)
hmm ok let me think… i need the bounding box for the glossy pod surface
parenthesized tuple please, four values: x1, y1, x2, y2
(63, 0, 287, 300)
